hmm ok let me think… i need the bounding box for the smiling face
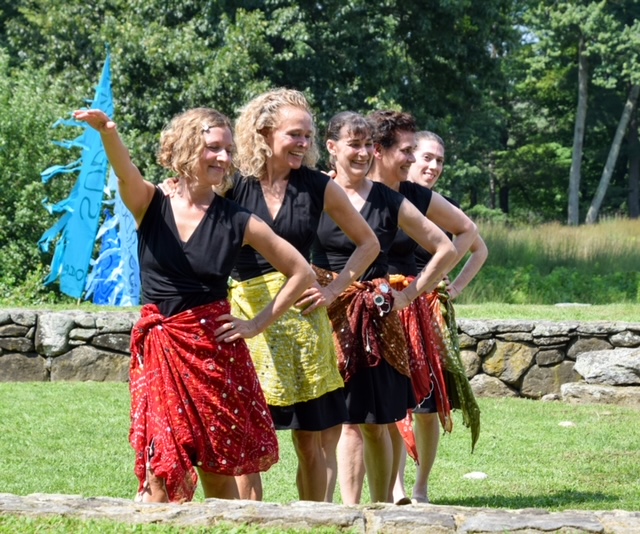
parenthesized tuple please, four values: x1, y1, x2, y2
(196, 126, 234, 186)
(327, 125, 373, 181)
(408, 138, 445, 189)
(374, 129, 416, 184)
(266, 105, 314, 174)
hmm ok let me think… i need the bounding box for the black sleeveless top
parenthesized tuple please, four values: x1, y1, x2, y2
(228, 167, 330, 280)
(312, 181, 404, 281)
(388, 182, 433, 276)
(137, 187, 251, 316)
(414, 194, 459, 271)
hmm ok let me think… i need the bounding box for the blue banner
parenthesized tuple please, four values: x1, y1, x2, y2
(39, 53, 113, 299)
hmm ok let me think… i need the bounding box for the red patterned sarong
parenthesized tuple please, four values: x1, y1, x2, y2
(129, 301, 278, 503)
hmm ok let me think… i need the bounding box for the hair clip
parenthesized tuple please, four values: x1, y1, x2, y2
(201, 123, 211, 133)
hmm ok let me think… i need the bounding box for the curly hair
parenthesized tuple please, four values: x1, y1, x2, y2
(234, 88, 319, 178)
(415, 130, 446, 152)
(367, 110, 417, 149)
(157, 108, 234, 192)
(324, 111, 372, 170)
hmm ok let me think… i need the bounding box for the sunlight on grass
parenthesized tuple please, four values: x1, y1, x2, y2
(1, 383, 639, 514)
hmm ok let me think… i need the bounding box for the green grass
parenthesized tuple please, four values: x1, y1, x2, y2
(1, 383, 638, 515)
(455, 302, 640, 322)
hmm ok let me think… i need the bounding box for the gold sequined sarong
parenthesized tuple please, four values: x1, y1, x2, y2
(229, 272, 344, 407)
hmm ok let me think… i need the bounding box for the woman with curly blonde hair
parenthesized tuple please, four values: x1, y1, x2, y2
(228, 88, 380, 502)
(74, 106, 315, 503)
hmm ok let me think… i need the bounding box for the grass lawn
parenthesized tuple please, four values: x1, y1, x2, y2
(1, 382, 638, 513)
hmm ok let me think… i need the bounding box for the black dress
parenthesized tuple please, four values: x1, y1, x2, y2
(312, 181, 416, 425)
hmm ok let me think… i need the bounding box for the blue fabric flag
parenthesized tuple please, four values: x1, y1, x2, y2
(38, 53, 114, 299)
(84, 169, 140, 306)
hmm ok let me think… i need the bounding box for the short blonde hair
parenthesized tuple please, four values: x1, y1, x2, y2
(234, 88, 319, 178)
(157, 108, 234, 192)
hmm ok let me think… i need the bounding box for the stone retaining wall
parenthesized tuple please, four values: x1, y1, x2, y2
(1, 309, 639, 400)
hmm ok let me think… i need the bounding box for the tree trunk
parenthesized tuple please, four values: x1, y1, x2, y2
(585, 84, 640, 224)
(499, 185, 510, 214)
(567, 36, 589, 226)
(628, 96, 640, 219)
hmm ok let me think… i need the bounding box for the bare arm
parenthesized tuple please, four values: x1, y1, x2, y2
(448, 234, 488, 300)
(297, 179, 380, 314)
(426, 192, 478, 272)
(215, 215, 315, 342)
(73, 109, 155, 224)
(393, 199, 457, 310)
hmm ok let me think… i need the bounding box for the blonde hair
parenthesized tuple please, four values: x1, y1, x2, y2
(157, 108, 234, 193)
(234, 88, 319, 178)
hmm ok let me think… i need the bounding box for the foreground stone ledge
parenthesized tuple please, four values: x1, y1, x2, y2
(1, 493, 639, 533)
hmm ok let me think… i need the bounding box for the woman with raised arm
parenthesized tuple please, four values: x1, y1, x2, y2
(228, 89, 380, 502)
(314, 111, 456, 504)
(73, 107, 315, 503)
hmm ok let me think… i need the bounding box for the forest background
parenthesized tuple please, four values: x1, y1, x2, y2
(0, 0, 638, 306)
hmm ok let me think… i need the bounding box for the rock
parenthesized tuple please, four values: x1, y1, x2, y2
(533, 336, 571, 347)
(10, 310, 37, 327)
(458, 333, 476, 350)
(92, 333, 131, 353)
(69, 328, 97, 341)
(458, 320, 492, 338)
(496, 332, 534, 342)
(536, 349, 564, 367)
(574, 348, 640, 385)
(476, 339, 495, 357)
(481, 341, 537, 386)
(35, 313, 75, 356)
(50, 346, 130, 382)
(561, 382, 640, 408)
(520, 362, 580, 399)
(0, 337, 34, 352)
(460, 509, 604, 533)
(610, 331, 640, 348)
(0, 324, 29, 337)
(470, 374, 518, 398)
(95, 313, 136, 333)
(567, 337, 613, 359)
(532, 322, 578, 337)
(460, 350, 481, 378)
(0, 353, 48, 381)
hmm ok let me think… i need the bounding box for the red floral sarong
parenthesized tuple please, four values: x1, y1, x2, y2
(129, 301, 278, 503)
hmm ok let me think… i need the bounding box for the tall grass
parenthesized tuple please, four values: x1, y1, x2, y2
(457, 218, 640, 304)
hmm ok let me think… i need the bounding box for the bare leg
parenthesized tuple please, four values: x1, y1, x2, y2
(388, 423, 410, 504)
(292, 429, 326, 501)
(235, 472, 263, 500)
(337, 424, 365, 504)
(361, 423, 392, 503)
(321, 424, 342, 502)
(139, 468, 169, 503)
(198, 469, 239, 499)
(412, 412, 440, 502)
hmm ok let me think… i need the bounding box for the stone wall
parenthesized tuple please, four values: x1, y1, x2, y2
(1, 309, 639, 402)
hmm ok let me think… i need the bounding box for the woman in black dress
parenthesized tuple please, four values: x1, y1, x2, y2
(229, 89, 380, 502)
(73, 107, 315, 503)
(314, 111, 456, 504)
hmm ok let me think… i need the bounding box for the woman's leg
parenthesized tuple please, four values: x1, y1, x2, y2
(291, 429, 326, 501)
(199, 469, 239, 499)
(360, 423, 393, 503)
(412, 412, 440, 502)
(337, 423, 365, 504)
(235, 473, 263, 500)
(321, 424, 343, 502)
(388, 423, 410, 504)
(139, 469, 169, 503)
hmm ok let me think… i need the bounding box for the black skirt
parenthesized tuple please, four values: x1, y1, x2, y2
(344, 359, 415, 425)
(269, 387, 348, 431)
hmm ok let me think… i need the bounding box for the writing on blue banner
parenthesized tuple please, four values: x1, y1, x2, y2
(39, 53, 114, 299)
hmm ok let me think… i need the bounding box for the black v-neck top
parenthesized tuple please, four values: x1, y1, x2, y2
(312, 181, 404, 281)
(228, 168, 330, 280)
(388, 181, 433, 276)
(137, 187, 251, 316)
